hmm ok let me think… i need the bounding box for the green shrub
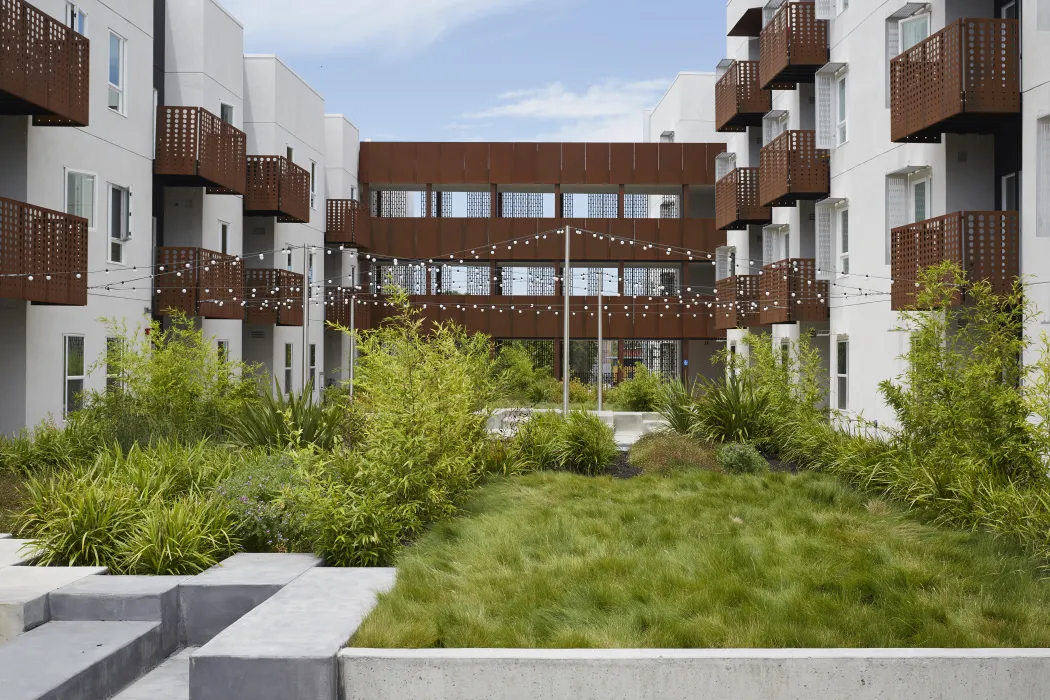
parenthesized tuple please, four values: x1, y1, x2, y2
(0, 414, 106, 474)
(81, 313, 260, 447)
(555, 411, 618, 476)
(509, 411, 565, 473)
(122, 495, 238, 575)
(691, 371, 768, 445)
(609, 366, 663, 411)
(217, 453, 308, 553)
(496, 345, 559, 405)
(716, 443, 769, 475)
(566, 379, 595, 404)
(628, 432, 717, 475)
(657, 379, 697, 435)
(224, 381, 346, 451)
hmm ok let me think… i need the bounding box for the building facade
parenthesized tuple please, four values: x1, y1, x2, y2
(713, 0, 1030, 426)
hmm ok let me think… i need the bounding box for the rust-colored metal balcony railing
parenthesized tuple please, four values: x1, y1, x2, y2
(154, 247, 244, 320)
(244, 156, 310, 224)
(890, 19, 1020, 144)
(0, 197, 87, 305)
(154, 106, 247, 194)
(759, 130, 829, 207)
(716, 168, 771, 231)
(715, 275, 761, 330)
(715, 61, 771, 133)
(890, 211, 1019, 311)
(759, 2, 828, 90)
(244, 268, 304, 326)
(326, 199, 370, 247)
(324, 287, 369, 329)
(758, 258, 829, 325)
(0, 0, 89, 126)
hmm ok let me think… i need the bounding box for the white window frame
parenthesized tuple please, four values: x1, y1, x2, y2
(217, 339, 230, 364)
(1001, 172, 1019, 213)
(284, 343, 294, 394)
(219, 102, 235, 126)
(909, 173, 931, 224)
(1039, 118, 1050, 236)
(999, 1, 1017, 19)
(309, 343, 317, 388)
(886, 4, 932, 107)
(763, 111, 790, 147)
(107, 184, 131, 265)
(816, 64, 847, 149)
(65, 2, 88, 35)
(310, 161, 318, 209)
(108, 31, 127, 116)
(835, 73, 848, 146)
(64, 169, 97, 231)
(64, 334, 86, 416)
(220, 221, 230, 255)
(836, 338, 849, 411)
(838, 206, 850, 277)
(286, 145, 295, 163)
(899, 13, 930, 52)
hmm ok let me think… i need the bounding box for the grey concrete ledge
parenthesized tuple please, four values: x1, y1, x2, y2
(339, 648, 1050, 700)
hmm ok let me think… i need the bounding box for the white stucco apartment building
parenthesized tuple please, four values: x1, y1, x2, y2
(709, 0, 1037, 426)
(0, 0, 359, 433)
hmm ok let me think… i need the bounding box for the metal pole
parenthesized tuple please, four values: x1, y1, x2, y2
(597, 272, 603, 412)
(563, 225, 571, 415)
(349, 294, 356, 398)
(302, 245, 310, 395)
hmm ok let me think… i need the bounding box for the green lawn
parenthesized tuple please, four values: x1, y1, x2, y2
(353, 460, 1050, 648)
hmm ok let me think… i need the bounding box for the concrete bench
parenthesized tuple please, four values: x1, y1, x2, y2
(190, 567, 395, 700)
(51, 575, 185, 655)
(178, 553, 321, 645)
(0, 566, 106, 643)
(0, 539, 38, 567)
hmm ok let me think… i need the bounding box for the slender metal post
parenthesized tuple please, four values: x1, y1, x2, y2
(563, 225, 571, 415)
(349, 294, 356, 398)
(302, 245, 310, 395)
(597, 272, 603, 412)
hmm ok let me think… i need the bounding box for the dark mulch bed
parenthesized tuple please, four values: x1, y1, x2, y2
(768, 458, 799, 474)
(606, 451, 642, 480)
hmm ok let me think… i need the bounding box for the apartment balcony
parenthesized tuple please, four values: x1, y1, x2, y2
(364, 294, 718, 339)
(0, 196, 87, 305)
(326, 199, 369, 247)
(716, 168, 771, 231)
(0, 0, 89, 126)
(758, 258, 829, 325)
(244, 156, 310, 224)
(324, 287, 357, 328)
(714, 275, 761, 330)
(758, 130, 829, 207)
(890, 211, 1019, 310)
(890, 19, 1020, 144)
(759, 2, 828, 90)
(154, 107, 247, 194)
(244, 268, 304, 326)
(154, 247, 244, 320)
(715, 61, 771, 133)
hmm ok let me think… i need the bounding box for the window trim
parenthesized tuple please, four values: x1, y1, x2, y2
(1001, 172, 1019, 212)
(909, 174, 931, 224)
(838, 206, 850, 277)
(63, 334, 86, 416)
(64, 168, 97, 231)
(836, 338, 849, 411)
(107, 30, 127, 116)
(898, 13, 930, 52)
(283, 342, 294, 395)
(65, 2, 88, 35)
(107, 183, 131, 265)
(835, 73, 848, 146)
(219, 221, 230, 255)
(219, 101, 235, 126)
(310, 161, 318, 210)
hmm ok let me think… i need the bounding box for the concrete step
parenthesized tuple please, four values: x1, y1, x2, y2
(190, 567, 396, 700)
(112, 647, 193, 700)
(0, 534, 11, 539)
(178, 553, 321, 646)
(0, 620, 165, 700)
(0, 566, 107, 643)
(50, 575, 186, 655)
(0, 539, 38, 567)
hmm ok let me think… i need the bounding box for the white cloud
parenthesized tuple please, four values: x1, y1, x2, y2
(221, 0, 536, 54)
(465, 79, 670, 141)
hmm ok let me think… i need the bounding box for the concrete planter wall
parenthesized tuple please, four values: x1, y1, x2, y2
(339, 648, 1050, 700)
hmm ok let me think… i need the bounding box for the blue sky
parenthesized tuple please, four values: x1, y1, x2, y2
(222, 0, 726, 142)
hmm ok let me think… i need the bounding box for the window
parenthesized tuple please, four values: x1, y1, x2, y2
(836, 74, 848, 145)
(1040, 118, 1050, 236)
(839, 0, 849, 12)
(780, 340, 791, 367)
(66, 3, 87, 35)
(1000, 1, 1017, 19)
(911, 176, 930, 223)
(108, 32, 126, 115)
(310, 161, 318, 209)
(106, 337, 123, 392)
(220, 222, 229, 255)
(220, 102, 235, 125)
(309, 344, 316, 388)
(217, 340, 230, 365)
(308, 251, 315, 285)
(836, 339, 849, 410)
(1002, 173, 1019, 212)
(284, 343, 293, 394)
(899, 14, 929, 51)
(108, 185, 130, 264)
(65, 170, 95, 229)
(763, 111, 789, 146)
(839, 208, 850, 276)
(64, 335, 85, 415)
(285, 249, 293, 270)
(286, 145, 294, 163)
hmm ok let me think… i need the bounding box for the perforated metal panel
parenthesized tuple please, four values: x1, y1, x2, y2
(155, 247, 243, 320)
(815, 203, 833, 280)
(0, 196, 87, 305)
(244, 156, 310, 223)
(715, 60, 772, 133)
(759, 2, 828, 90)
(155, 106, 246, 194)
(716, 167, 771, 231)
(890, 18, 1020, 143)
(885, 174, 907, 265)
(759, 258, 828, 324)
(758, 130, 830, 207)
(244, 268, 304, 326)
(715, 275, 762, 330)
(815, 71, 834, 149)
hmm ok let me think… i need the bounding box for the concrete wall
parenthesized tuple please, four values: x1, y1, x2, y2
(339, 648, 1050, 700)
(645, 73, 726, 146)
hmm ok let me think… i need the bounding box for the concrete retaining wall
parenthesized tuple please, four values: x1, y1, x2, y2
(339, 648, 1050, 700)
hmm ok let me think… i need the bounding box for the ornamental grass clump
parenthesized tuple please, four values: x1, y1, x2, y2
(555, 411, 618, 476)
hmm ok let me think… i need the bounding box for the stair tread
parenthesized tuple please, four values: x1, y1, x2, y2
(112, 647, 193, 700)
